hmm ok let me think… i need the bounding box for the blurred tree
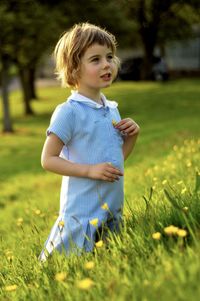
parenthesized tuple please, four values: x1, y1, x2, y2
(119, 0, 200, 79)
(0, 0, 67, 119)
(0, 4, 14, 132)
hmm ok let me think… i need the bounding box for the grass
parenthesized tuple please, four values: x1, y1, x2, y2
(0, 79, 200, 300)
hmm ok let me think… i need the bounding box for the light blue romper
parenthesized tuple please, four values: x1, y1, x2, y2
(39, 91, 124, 261)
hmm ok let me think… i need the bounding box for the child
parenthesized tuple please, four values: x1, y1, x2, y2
(39, 23, 140, 261)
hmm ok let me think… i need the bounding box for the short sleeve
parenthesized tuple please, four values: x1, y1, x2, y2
(47, 103, 74, 145)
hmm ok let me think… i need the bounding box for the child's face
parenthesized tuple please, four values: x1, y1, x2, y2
(77, 43, 117, 94)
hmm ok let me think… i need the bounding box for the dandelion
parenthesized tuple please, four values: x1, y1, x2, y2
(17, 218, 23, 223)
(186, 161, 192, 167)
(16, 217, 23, 227)
(54, 272, 67, 282)
(7, 255, 14, 262)
(182, 206, 189, 213)
(84, 261, 95, 270)
(77, 278, 94, 290)
(58, 221, 65, 227)
(95, 240, 103, 248)
(177, 229, 187, 238)
(152, 232, 161, 240)
(164, 225, 179, 236)
(89, 218, 98, 227)
(35, 209, 41, 215)
(5, 284, 17, 292)
(112, 119, 117, 126)
(101, 203, 109, 210)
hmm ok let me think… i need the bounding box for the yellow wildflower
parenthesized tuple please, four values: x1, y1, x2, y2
(177, 229, 187, 238)
(101, 203, 109, 210)
(152, 232, 161, 240)
(77, 278, 94, 290)
(164, 225, 179, 236)
(162, 179, 167, 185)
(89, 218, 98, 227)
(112, 119, 117, 126)
(54, 272, 67, 282)
(186, 161, 192, 167)
(95, 240, 103, 248)
(182, 206, 189, 213)
(5, 284, 17, 292)
(35, 209, 41, 215)
(17, 218, 23, 223)
(58, 221, 65, 227)
(7, 255, 14, 262)
(84, 261, 95, 270)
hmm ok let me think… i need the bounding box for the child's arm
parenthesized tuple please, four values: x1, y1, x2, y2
(114, 118, 140, 160)
(41, 133, 123, 182)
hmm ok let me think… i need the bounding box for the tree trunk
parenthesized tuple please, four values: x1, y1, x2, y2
(1, 54, 14, 133)
(29, 66, 37, 100)
(19, 67, 34, 115)
(138, 0, 158, 80)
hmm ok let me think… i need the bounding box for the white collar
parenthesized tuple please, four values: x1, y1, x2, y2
(68, 91, 118, 109)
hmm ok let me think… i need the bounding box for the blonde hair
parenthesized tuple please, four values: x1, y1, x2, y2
(54, 22, 120, 88)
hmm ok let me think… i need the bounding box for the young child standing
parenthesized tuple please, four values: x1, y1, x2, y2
(39, 23, 140, 261)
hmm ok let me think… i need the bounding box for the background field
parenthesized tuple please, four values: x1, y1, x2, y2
(0, 79, 200, 300)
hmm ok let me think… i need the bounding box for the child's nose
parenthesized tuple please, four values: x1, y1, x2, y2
(102, 58, 110, 68)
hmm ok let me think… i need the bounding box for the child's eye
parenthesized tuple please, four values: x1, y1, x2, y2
(107, 55, 113, 60)
(92, 57, 99, 62)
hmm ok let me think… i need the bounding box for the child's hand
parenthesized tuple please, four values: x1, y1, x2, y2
(87, 162, 123, 182)
(114, 118, 140, 137)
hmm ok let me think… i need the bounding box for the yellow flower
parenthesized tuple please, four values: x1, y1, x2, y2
(58, 221, 65, 227)
(162, 179, 167, 185)
(35, 209, 41, 215)
(164, 225, 179, 236)
(182, 206, 189, 213)
(152, 232, 161, 240)
(17, 218, 23, 223)
(5, 284, 17, 292)
(186, 161, 192, 167)
(84, 261, 95, 270)
(89, 218, 98, 227)
(77, 278, 94, 290)
(177, 229, 187, 238)
(112, 119, 117, 126)
(95, 240, 103, 248)
(54, 272, 67, 282)
(7, 255, 14, 262)
(101, 203, 109, 210)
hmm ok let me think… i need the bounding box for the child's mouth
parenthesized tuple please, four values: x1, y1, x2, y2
(101, 73, 112, 81)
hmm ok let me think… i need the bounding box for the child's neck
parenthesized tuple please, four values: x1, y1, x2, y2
(77, 88, 102, 105)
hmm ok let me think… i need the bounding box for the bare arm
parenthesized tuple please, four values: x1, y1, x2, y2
(41, 133, 123, 182)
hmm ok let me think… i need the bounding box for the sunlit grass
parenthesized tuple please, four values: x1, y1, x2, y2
(0, 79, 200, 300)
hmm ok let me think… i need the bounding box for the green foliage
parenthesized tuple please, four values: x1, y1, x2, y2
(0, 79, 200, 300)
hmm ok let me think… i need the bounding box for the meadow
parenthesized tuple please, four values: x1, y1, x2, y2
(0, 79, 200, 301)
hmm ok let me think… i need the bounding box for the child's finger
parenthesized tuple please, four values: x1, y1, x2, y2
(107, 164, 123, 176)
(104, 171, 119, 181)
